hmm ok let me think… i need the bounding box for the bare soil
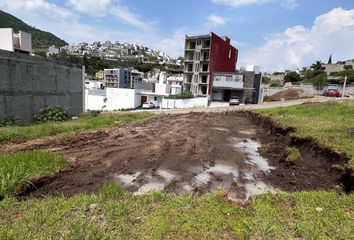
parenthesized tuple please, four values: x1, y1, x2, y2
(3, 111, 350, 200)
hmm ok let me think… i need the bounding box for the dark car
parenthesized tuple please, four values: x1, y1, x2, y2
(244, 97, 257, 104)
(323, 89, 341, 97)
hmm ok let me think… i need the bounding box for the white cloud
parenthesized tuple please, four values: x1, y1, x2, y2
(155, 29, 187, 58)
(211, 0, 298, 9)
(68, 0, 154, 30)
(68, 0, 112, 17)
(109, 5, 155, 31)
(206, 14, 229, 27)
(0, 0, 95, 43)
(240, 8, 354, 72)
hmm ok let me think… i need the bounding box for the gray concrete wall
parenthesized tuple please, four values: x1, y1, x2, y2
(0, 50, 83, 123)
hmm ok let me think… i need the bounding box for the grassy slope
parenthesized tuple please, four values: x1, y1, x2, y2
(0, 151, 67, 197)
(256, 100, 354, 168)
(0, 113, 153, 143)
(0, 185, 353, 239)
(0, 10, 67, 50)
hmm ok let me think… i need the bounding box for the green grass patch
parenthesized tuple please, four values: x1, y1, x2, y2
(0, 150, 67, 197)
(286, 147, 301, 162)
(0, 185, 352, 239)
(256, 100, 354, 168)
(0, 112, 153, 143)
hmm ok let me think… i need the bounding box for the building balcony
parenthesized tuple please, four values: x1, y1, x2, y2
(213, 76, 244, 90)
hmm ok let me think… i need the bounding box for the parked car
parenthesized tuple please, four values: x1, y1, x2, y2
(229, 96, 240, 106)
(244, 97, 257, 104)
(142, 102, 156, 109)
(323, 89, 341, 97)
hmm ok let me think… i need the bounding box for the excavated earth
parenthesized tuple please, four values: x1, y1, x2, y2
(2, 111, 351, 201)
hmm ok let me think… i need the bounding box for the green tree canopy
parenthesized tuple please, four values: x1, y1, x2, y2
(284, 71, 301, 82)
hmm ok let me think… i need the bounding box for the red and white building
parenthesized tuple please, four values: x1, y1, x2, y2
(183, 32, 244, 101)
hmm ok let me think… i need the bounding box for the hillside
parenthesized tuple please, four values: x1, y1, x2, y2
(0, 10, 67, 51)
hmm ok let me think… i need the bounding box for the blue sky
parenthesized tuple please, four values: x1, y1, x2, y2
(1, 0, 354, 71)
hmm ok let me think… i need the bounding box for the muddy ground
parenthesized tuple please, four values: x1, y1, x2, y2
(2, 111, 349, 200)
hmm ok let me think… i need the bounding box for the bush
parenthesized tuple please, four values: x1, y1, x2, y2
(284, 71, 301, 83)
(90, 110, 101, 117)
(0, 115, 19, 127)
(270, 83, 282, 87)
(34, 106, 69, 123)
(286, 147, 301, 162)
(176, 91, 194, 99)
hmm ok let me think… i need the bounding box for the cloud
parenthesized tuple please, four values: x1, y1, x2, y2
(68, 0, 112, 17)
(206, 14, 229, 27)
(211, 0, 298, 9)
(0, 0, 95, 43)
(68, 0, 154, 30)
(155, 29, 187, 58)
(240, 8, 354, 72)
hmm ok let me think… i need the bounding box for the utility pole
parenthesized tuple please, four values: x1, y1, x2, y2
(342, 76, 347, 98)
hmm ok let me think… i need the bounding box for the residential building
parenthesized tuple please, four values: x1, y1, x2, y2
(0, 28, 32, 54)
(183, 32, 238, 98)
(103, 68, 143, 89)
(47, 45, 59, 56)
(167, 75, 183, 95)
(321, 59, 354, 76)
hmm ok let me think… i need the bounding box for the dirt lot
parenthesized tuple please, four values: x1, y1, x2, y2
(3, 112, 348, 200)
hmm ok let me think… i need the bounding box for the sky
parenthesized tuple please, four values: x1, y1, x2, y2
(1, 0, 354, 72)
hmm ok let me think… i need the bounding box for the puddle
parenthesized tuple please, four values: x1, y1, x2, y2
(232, 138, 275, 173)
(239, 130, 255, 135)
(134, 182, 165, 196)
(194, 164, 239, 186)
(115, 172, 141, 186)
(212, 127, 230, 132)
(157, 170, 176, 182)
(243, 172, 255, 181)
(244, 182, 276, 199)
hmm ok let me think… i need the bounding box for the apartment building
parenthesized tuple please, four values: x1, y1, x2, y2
(0, 28, 32, 54)
(183, 32, 238, 98)
(103, 68, 143, 88)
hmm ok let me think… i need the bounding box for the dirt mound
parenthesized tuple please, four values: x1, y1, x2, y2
(6, 111, 349, 201)
(270, 88, 314, 101)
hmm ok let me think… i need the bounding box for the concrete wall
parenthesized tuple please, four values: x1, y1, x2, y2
(85, 88, 140, 111)
(0, 50, 83, 123)
(263, 83, 354, 97)
(162, 97, 208, 109)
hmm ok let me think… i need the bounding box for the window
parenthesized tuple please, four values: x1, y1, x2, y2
(196, 40, 201, 45)
(226, 76, 232, 81)
(154, 97, 157, 101)
(228, 49, 232, 58)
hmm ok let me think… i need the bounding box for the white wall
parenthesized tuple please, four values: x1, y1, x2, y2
(161, 97, 208, 109)
(19, 31, 32, 53)
(106, 88, 139, 110)
(0, 28, 14, 52)
(85, 88, 140, 111)
(85, 89, 106, 111)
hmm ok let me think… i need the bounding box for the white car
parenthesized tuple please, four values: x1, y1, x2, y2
(229, 96, 240, 106)
(142, 102, 156, 109)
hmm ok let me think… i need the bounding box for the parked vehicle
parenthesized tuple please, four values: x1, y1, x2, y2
(323, 89, 341, 97)
(142, 102, 156, 109)
(244, 97, 257, 104)
(229, 96, 240, 106)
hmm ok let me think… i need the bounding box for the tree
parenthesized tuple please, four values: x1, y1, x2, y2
(284, 71, 301, 82)
(328, 54, 332, 64)
(312, 73, 328, 92)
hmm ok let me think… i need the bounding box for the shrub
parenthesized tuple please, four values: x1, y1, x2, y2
(284, 71, 301, 83)
(34, 106, 69, 123)
(90, 110, 101, 117)
(263, 95, 273, 102)
(270, 83, 282, 87)
(176, 91, 194, 99)
(286, 147, 301, 162)
(0, 115, 19, 127)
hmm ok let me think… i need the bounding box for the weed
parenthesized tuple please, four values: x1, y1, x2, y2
(286, 147, 301, 162)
